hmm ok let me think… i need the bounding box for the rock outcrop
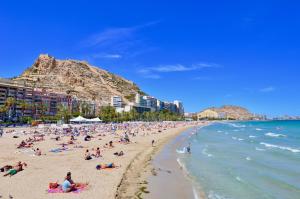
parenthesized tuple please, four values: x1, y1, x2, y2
(210, 105, 254, 120)
(14, 54, 145, 106)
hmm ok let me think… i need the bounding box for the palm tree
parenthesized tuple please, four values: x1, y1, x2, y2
(0, 105, 8, 120)
(56, 104, 72, 123)
(17, 100, 30, 117)
(39, 102, 49, 119)
(5, 97, 16, 120)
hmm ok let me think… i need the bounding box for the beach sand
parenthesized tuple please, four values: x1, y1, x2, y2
(0, 122, 207, 199)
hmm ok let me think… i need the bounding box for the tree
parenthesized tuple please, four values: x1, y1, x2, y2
(80, 102, 92, 118)
(56, 104, 72, 123)
(0, 105, 8, 120)
(99, 106, 117, 122)
(5, 97, 16, 120)
(17, 100, 30, 117)
(39, 102, 49, 119)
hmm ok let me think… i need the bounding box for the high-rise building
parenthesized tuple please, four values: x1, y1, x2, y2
(174, 100, 184, 115)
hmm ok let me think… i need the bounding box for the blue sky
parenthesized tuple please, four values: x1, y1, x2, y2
(0, 0, 299, 117)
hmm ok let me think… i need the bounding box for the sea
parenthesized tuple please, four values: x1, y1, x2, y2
(176, 121, 300, 199)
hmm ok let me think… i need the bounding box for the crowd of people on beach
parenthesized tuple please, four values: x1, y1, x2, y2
(0, 121, 204, 195)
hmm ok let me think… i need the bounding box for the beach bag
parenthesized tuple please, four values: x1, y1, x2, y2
(49, 182, 59, 189)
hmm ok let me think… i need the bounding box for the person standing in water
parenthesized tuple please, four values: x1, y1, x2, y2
(186, 144, 191, 154)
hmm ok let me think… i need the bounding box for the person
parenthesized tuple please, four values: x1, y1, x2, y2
(3, 162, 27, 177)
(85, 149, 92, 160)
(0, 127, 3, 137)
(62, 172, 76, 192)
(84, 135, 91, 141)
(187, 144, 191, 154)
(94, 147, 101, 158)
(152, 140, 155, 147)
(109, 141, 114, 148)
(35, 148, 42, 156)
(96, 163, 119, 170)
(124, 133, 130, 142)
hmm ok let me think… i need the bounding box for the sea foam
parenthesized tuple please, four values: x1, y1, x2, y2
(265, 132, 286, 138)
(260, 142, 300, 153)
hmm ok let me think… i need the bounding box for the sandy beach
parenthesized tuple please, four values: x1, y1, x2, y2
(0, 121, 207, 199)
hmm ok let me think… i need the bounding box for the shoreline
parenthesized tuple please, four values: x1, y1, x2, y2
(146, 125, 207, 199)
(115, 122, 210, 199)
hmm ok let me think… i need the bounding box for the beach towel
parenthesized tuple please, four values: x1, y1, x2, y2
(48, 183, 88, 194)
(49, 148, 71, 153)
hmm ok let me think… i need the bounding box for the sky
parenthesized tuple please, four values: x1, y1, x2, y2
(0, 0, 299, 117)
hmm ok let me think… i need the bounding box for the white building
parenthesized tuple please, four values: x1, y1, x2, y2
(174, 100, 184, 115)
(111, 96, 122, 108)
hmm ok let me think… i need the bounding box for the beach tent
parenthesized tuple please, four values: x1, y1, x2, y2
(87, 117, 102, 123)
(70, 116, 88, 123)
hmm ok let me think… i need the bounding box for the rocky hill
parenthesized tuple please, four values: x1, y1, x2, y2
(14, 54, 145, 106)
(210, 105, 254, 120)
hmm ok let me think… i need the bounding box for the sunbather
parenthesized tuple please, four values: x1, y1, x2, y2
(3, 161, 27, 177)
(62, 172, 76, 192)
(96, 163, 119, 170)
(85, 149, 92, 160)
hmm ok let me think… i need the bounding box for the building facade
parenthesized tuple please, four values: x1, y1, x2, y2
(0, 78, 96, 121)
(110, 96, 122, 108)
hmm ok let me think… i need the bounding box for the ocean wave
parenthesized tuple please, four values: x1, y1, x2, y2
(232, 136, 244, 141)
(202, 148, 213, 157)
(193, 187, 200, 199)
(236, 176, 243, 182)
(265, 132, 287, 138)
(249, 135, 257, 138)
(176, 158, 189, 175)
(227, 123, 246, 128)
(260, 142, 300, 153)
(217, 130, 223, 133)
(176, 147, 187, 154)
(255, 128, 263, 131)
(255, 147, 265, 151)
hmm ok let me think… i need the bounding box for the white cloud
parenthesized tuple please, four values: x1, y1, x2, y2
(260, 86, 275, 92)
(92, 53, 122, 59)
(82, 21, 160, 48)
(137, 62, 220, 79)
(143, 74, 161, 79)
(141, 63, 220, 73)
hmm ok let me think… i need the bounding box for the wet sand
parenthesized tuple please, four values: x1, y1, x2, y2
(146, 128, 206, 199)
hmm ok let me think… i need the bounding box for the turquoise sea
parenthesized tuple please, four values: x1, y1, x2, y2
(177, 121, 300, 199)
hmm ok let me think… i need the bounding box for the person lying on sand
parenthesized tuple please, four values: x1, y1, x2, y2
(3, 161, 27, 177)
(96, 163, 120, 170)
(17, 140, 33, 148)
(113, 151, 124, 156)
